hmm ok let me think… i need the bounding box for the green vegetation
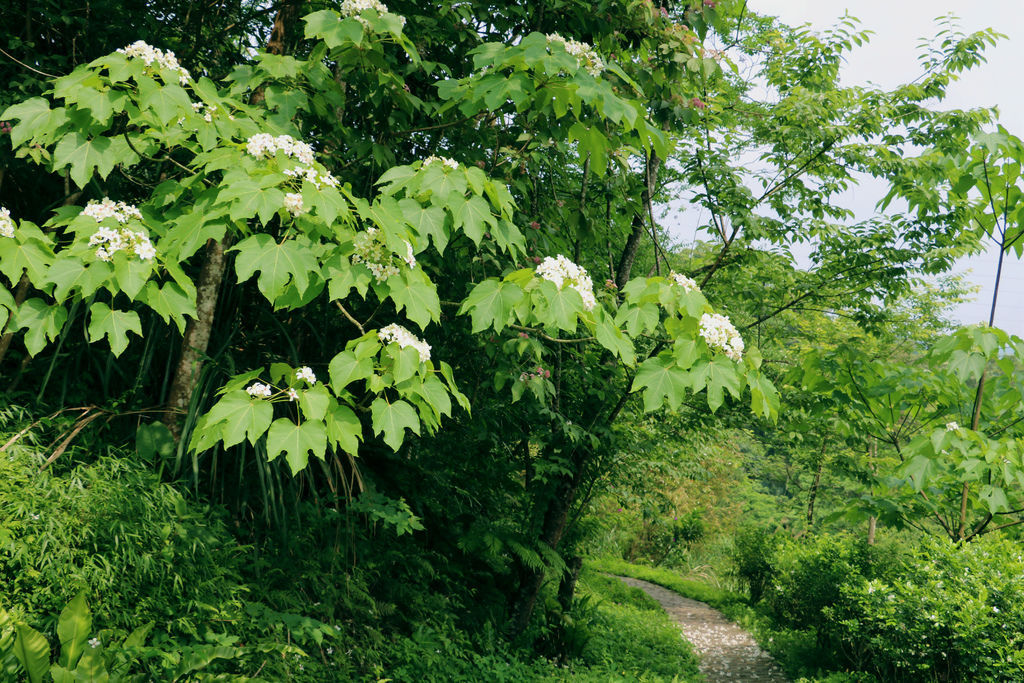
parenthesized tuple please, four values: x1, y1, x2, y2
(1, 0, 1022, 680)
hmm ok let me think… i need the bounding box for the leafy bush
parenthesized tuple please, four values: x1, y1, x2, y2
(731, 524, 782, 602)
(829, 537, 1024, 681)
(764, 532, 873, 634)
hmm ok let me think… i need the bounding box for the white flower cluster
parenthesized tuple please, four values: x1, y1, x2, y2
(283, 165, 339, 190)
(246, 382, 273, 398)
(535, 254, 597, 310)
(699, 313, 744, 361)
(340, 0, 406, 27)
(946, 421, 959, 432)
(423, 155, 459, 170)
(0, 207, 14, 239)
(284, 192, 305, 217)
(296, 366, 317, 384)
(546, 33, 605, 76)
(117, 40, 191, 85)
(351, 227, 415, 281)
(190, 101, 231, 122)
(378, 323, 431, 362)
(82, 198, 143, 223)
(245, 133, 316, 165)
(88, 227, 156, 261)
(668, 271, 698, 292)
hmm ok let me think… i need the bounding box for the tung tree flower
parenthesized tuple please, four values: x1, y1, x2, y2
(378, 323, 431, 362)
(117, 40, 191, 84)
(535, 254, 597, 310)
(699, 312, 744, 361)
(0, 207, 14, 238)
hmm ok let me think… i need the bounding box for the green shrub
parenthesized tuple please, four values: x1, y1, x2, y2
(731, 524, 781, 602)
(829, 536, 1024, 682)
(764, 532, 872, 633)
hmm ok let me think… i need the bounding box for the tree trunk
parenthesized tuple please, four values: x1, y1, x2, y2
(162, 236, 229, 437)
(806, 453, 825, 526)
(0, 273, 30, 370)
(614, 151, 660, 290)
(867, 516, 877, 545)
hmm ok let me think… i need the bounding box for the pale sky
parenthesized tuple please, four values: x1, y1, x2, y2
(670, 1, 1024, 335)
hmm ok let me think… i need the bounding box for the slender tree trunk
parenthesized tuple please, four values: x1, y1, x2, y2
(614, 151, 660, 290)
(807, 460, 823, 526)
(0, 273, 31, 369)
(867, 516, 877, 545)
(162, 236, 229, 436)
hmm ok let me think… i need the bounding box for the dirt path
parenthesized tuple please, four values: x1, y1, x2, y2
(614, 576, 788, 683)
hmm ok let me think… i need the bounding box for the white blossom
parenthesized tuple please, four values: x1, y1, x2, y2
(378, 323, 431, 363)
(535, 254, 597, 310)
(946, 421, 959, 432)
(0, 207, 14, 238)
(88, 638, 101, 649)
(284, 192, 306, 217)
(87, 216, 156, 262)
(668, 271, 698, 292)
(117, 40, 191, 85)
(283, 165, 339, 190)
(287, 388, 299, 401)
(423, 155, 459, 170)
(246, 382, 273, 398)
(546, 33, 605, 76)
(296, 366, 317, 385)
(351, 227, 413, 281)
(245, 133, 315, 165)
(340, 0, 406, 27)
(82, 198, 143, 224)
(699, 312, 744, 361)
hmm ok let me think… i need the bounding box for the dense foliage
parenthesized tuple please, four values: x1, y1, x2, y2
(1, 0, 1022, 680)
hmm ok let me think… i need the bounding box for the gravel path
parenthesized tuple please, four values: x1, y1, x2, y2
(614, 576, 788, 683)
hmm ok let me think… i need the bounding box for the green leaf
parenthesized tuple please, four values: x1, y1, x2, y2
(57, 592, 91, 669)
(266, 418, 328, 473)
(540, 285, 582, 332)
(233, 234, 320, 303)
(87, 302, 142, 357)
(136, 422, 176, 464)
(138, 280, 195, 334)
(53, 132, 119, 189)
(388, 268, 440, 328)
(12, 298, 68, 356)
(0, 236, 54, 284)
(704, 356, 742, 413)
(220, 177, 286, 225)
(325, 403, 361, 455)
(45, 255, 108, 302)
(137, 76, 193, 125)
(400, 199, 448, 253)
(2, 98, 60, 147)
(454, 195, 495, 245)
(632, 355, 688, 412)
(197, 390, 274, 449)
(329, 350, 373, 391)
(458, 279, 523, 333)
(615, 302, 660, 337)
(13, 624, 50, 683)
(594, 316, 635, 365)
(901, 455, 937, 491)
(370, 398, 420, 451)
(298, 384, 331, 421)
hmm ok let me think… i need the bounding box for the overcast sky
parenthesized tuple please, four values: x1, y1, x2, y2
(672, 1, 1024, 335)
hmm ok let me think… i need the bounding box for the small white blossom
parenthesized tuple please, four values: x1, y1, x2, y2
(535, 254, 597, 310)
(296, 366, 317, 384)
(286, 388, 299, 401)
(340, 0, 406, 27)
(82, 198, 143, 224)
(946, 421, 959, 432)
(546, 33, 605, 76)
(246, 382, 273, 398)
(283, 165, 339, 190)
(351, 227, 413, 281)
(86, 210, 155, 262)
(284, 192, 306, 217)
(378, 323, 431, 363)
(117, 40, 191, 84)
(88, 637, 100, 649)
(29, 513, 40, 521)
(423, 155, 459, 170)
(0, 207, 15, 238)
(699, 313, 744, 361)
(245, 133, 315, 165)
(668, 271, 698, 292)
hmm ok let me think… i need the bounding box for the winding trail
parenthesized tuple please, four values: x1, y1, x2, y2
(614, 576, 788, 683)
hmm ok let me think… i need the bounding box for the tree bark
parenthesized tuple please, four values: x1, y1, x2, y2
(162, 236, 229, 436)
(867, 516, 877, 545)
(614, 151, 660, 290)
